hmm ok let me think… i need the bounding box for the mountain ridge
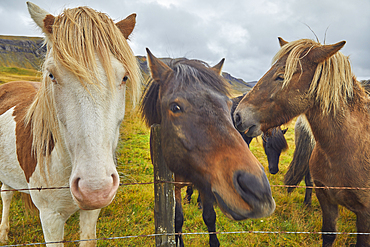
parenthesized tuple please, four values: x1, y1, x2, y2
(0, 35, 46, 70)
(0, 35, 255, 93)
(137, 55, 254, 94)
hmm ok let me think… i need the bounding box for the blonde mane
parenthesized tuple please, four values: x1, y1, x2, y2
(272, 39, 354, 115)
(25, 6, 141, 166)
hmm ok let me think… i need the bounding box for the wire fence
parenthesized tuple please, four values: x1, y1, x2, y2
(0, 180, 369, 246)
(2, 180, 370, 193)
(3, 230, 370, 247)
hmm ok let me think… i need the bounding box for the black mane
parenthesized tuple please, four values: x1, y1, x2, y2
(140, 58, 230, 127)
(263, 128, 288, 152)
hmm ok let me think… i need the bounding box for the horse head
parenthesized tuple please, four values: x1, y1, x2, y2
(141, 49, 275, 220)
(262, 127, 288, 174)
(26, 2, 141, 210)
(234, 37, 346, 137)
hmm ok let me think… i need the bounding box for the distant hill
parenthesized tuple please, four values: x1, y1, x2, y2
(137, 56, 254, 95)
(0, 35, 46, 70)
(0, 35, 254, 94)
(221, 71, 256, 93)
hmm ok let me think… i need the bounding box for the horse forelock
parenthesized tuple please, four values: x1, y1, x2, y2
(172, 59, 230, 97)
(273, 38, 355, 115)
(271, 128, 288, 152)
(47, 6, 141, 105)
(263, 128, 288, 152)
(140, 58, 230, 127)
(25, 6, 142, 171)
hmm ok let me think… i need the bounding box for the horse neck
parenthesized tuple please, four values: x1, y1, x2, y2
(304, 87, 369, 157)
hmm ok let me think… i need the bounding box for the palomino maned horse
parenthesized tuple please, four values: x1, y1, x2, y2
(140, 50, 275, 247)
(234, 37, 370, 246)
(0, 2, 140, 246)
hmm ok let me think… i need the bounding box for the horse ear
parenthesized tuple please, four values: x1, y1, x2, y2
(27, 2, 54, 35)
(310, 41, 346, 64)
(211, 58, 225, 75)
(278, 37, 289, 47)
(116, 13, 136, 39)
(146, 48, 172, 82)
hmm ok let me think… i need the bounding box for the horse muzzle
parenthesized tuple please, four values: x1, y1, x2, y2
(213, 170, 275, 220)
(234, 107, 262, 138)
(70, 171, 120, 210)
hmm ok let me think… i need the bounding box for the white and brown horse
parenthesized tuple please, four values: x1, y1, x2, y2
(0, 2, 140, 246)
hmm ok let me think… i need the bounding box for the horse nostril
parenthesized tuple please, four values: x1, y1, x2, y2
(234, 112, 241, 126)
(111, 173, 119, 187)
(237, 172, 263, 200)
(234, 171, 272, 204)
(71, 177, 82, 201)
(73, 177, 81, 189)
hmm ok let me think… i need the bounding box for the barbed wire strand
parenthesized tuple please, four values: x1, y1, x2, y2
(1, 181, 370, 246)
(2, 230, 370, 247)
(1, 181, 369, 193)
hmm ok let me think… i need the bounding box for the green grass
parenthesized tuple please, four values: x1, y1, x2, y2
(0, 35, 42, 41)
(0, 69, 360, 246)
(0, 66, 41, 84)
(0, 67, 39, 76)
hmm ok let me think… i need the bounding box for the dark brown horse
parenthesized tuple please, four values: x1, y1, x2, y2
(234, 37, 370, 246)
(185, 96, 288, 208)
(262, 126, 288, 174)
(140, 49, 275, 247)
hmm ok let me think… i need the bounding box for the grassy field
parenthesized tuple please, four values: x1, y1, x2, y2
(0, 66, 41, 83)
(0, 69, 360, 246)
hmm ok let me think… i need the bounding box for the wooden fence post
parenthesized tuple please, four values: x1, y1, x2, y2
(150, 124, 176, 247)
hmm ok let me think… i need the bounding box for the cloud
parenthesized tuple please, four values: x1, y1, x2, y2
(0, 0, 369, 81)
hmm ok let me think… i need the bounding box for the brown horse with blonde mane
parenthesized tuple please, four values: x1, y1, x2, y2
(141, 49, 275, 247)
(234, 37, 370, 246)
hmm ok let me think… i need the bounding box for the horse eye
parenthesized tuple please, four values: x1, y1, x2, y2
(49, 73, 57, 83)
(276, 74, 284, 81)
(122, 76, 129, 83)
(49, 73, 55, 80)
(170, 103, 182, 113)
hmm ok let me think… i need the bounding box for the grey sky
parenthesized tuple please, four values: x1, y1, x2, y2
(0, 0, 369, 81)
